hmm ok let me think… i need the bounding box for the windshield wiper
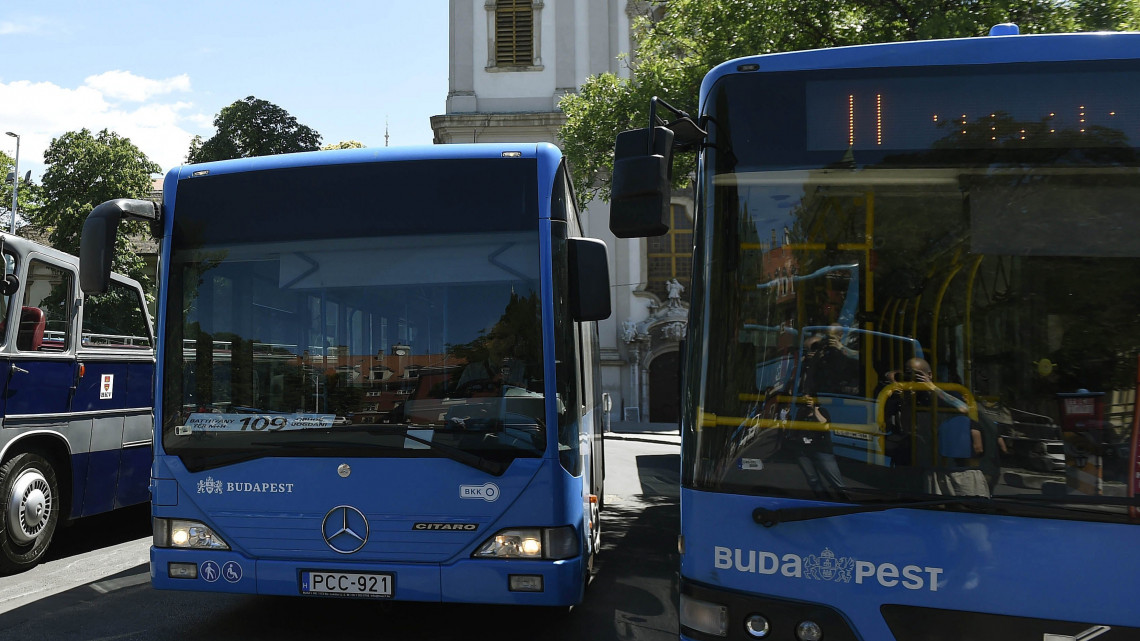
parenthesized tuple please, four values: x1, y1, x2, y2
(753, 498, 988, 526)
(753, 493, 1140, 527)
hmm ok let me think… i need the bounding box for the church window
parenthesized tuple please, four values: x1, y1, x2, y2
(646, 204, 693, 302)
(495, 0, 534, 66)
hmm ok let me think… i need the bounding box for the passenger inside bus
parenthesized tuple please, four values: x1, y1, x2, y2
(882, 358, 989, 497)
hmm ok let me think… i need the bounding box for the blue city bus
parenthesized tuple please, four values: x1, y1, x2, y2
(78, 143, 611, 606)
(612, 26, 1140, 640)
(0, 233, 154, 573)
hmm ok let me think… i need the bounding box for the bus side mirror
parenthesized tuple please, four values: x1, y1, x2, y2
(0, 273, 18, 296)
(568, 237, 611, 322)
(80, 199, 160, 295)
(610, 126, 674, 238)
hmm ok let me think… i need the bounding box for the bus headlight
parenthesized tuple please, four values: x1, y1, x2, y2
(473, 526, 578, 560)
(154, 518, 230, 550)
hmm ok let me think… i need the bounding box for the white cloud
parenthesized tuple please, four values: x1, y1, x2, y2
(0, 21, 36, 35)
(0, 73, 206, 174)
(84, 70, 192, 103)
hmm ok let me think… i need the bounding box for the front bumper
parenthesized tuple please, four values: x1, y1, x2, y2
(150, 547, 585, 606)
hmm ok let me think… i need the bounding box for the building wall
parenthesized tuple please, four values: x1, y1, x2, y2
(442, 0, 631, 115)
(432, 0, 686, 425)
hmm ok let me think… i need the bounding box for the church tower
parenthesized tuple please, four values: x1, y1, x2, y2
(432, 0, 692, 426)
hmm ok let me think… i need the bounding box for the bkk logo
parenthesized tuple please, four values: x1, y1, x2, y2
(713, 546, 945, 592)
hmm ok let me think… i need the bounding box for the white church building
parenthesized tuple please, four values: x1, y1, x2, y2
(431, 0, 693, 425)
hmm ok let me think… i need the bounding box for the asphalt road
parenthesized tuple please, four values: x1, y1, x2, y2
(0, 434, 680, 641)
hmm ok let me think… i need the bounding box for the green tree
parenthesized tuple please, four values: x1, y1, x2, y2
(559, 0, 1140, 208)
(188, 96, 322, 163)
(34, 128, 160, 288)
(0, 150, 39, 235)
(321, 140, 367, 150)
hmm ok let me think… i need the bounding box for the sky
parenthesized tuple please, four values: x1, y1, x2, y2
(0, 1, 450, 180)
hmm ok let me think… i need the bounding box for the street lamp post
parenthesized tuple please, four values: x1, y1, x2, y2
(5, 131, 18, 234)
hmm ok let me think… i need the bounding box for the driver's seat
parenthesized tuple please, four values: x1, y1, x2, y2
(16, 306, 45, 351)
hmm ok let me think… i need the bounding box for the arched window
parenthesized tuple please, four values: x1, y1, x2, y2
(646, 204, 693, 302)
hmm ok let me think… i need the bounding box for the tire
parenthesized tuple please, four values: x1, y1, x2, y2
(589, 499, 601, 565)
(584, 491, 601, 589)
(0, 452, 60, 574)
(586, 441, 603, 585)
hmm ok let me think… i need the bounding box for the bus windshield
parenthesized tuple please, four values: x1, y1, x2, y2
(162, 159, 548, 471)
(687, 60, 1140, 523)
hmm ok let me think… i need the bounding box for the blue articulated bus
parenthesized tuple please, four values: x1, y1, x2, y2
(612, 26, 1140, 640)
(79, 143, 611, 606)
(0, 233, 154, 573)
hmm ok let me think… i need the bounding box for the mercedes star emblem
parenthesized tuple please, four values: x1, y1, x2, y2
(321, 505, 369, 554)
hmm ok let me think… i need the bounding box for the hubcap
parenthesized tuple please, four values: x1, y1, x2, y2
(7, 468, 52, 544)
(590, 502, 601, 551)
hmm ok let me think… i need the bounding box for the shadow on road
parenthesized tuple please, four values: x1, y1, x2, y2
(39, 503, 151, 564)
(634, 454, 680, 498)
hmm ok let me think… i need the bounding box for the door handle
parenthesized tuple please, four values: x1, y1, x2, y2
(10, 364, 29, 374)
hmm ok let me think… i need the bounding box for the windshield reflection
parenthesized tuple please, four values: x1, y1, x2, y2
(164, 232, 547, 463)
(687, 163, 1140, 523)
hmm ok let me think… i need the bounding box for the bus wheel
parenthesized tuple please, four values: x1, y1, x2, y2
(586, 497, 601, 580)
(0, 452, 60, 574)
(591, 500, 601, 556)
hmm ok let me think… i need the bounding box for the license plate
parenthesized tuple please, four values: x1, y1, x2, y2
(300, 571, 394, 598)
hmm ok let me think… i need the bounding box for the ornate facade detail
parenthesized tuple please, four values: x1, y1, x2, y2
(620, 280, 690, 421)
(665, 278, 684, 306)
(661, 321, 687, 341)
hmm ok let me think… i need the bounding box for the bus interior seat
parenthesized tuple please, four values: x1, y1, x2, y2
(17, 306, 45, 351)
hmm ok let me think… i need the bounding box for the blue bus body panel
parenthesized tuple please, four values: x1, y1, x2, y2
(173, 143, 550, 181)
(73, 362, 129, 411)
(151, 455, 585, 604)
(680, 488, 1140, 637)
(115, 443, 152, 508)
(2, 358, 153, 519)
(71, 358, 154, 516)
(5, 360, 74, 415)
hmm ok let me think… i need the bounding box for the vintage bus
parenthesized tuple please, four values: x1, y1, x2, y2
(1, 233, 153, 573)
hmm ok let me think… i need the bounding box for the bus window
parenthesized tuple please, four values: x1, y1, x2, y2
(20, 260, 73, 353)
(83, 280, 153, 348)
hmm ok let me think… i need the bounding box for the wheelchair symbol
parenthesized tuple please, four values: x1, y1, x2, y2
(222, 561, 242, 583)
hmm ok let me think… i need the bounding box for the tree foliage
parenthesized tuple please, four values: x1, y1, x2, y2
(0, 150, 38, 235)
(35, 128, 160, 288)
(188, 96, 322, 163)
(559, 0, 1140, 208)
(322, 140, 367, 150)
